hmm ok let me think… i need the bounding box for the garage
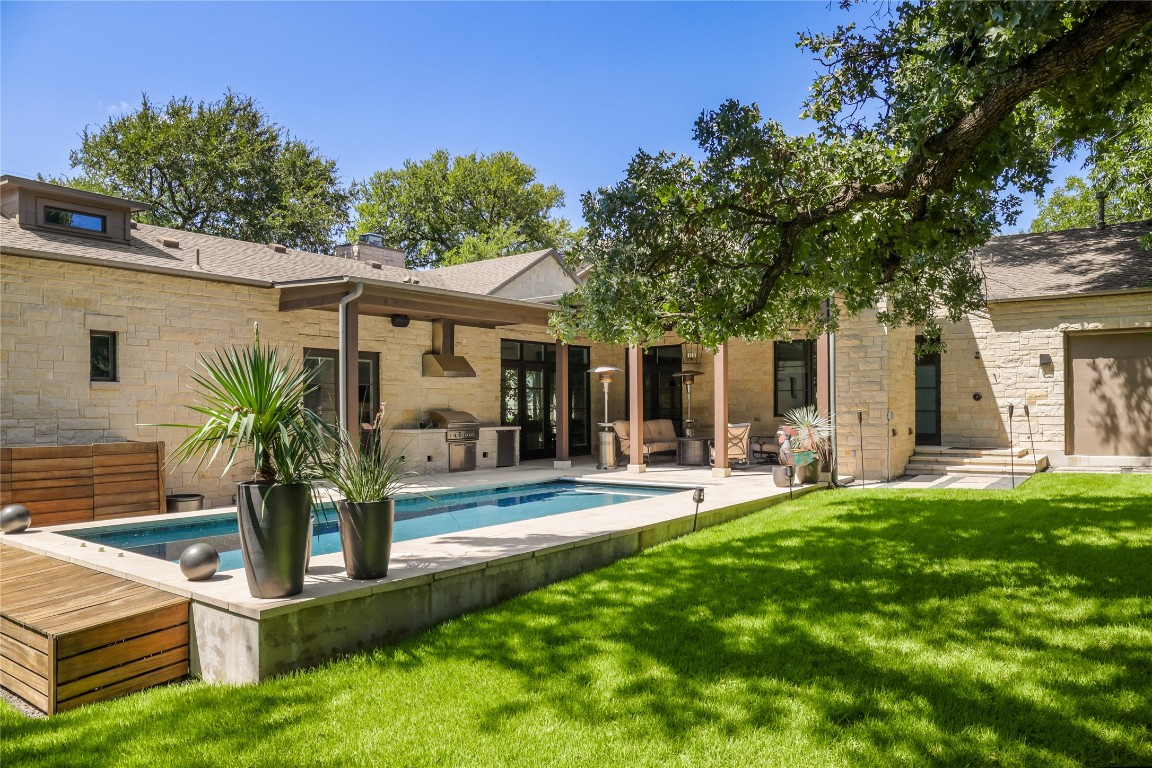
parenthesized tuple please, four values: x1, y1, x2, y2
(1068, 331, 1152, 456)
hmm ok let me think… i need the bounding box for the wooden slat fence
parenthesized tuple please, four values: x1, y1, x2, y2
(0, 442, 166, 526)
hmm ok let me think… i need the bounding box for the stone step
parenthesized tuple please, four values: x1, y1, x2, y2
(911, 445, 1029, 458)
(906, 453, 1048, 468)
(903, 462, 1047, 477)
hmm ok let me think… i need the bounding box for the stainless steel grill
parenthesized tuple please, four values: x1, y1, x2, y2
(428, 409, 480, 471)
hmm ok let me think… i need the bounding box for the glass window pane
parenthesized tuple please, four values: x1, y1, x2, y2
(523, 343, 545, 362)
(501, 340, 520, 361)
(916, 389, 937, 409)
(916, 411, 937, 434)
(46, 207, 106, 233)
(915, 365, 936, 387)
(775, 340, 813, 415)
(90, 332, 115, 381)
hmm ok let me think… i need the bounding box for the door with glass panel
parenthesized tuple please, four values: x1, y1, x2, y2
(501, 340, 592, 460)
(303, 349, 380, 435)
(914, 337, 941, 445)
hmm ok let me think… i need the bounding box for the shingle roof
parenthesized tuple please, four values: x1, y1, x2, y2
(978, 221, 1152, 301)
(1, 214, 565, 297)
(1, 215, 413, 285)
(417, 249, 561, 294)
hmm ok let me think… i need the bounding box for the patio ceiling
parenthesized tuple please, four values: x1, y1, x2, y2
(275, 276, 556, 328)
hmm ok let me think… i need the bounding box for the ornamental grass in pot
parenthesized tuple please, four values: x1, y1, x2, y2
(782, 406, 833, 485)
(321, 406, 417, 580)
(163, 324, 327, 598)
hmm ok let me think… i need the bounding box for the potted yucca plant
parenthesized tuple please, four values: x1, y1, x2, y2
(163, 324, 327, 598)
(320, 405, 416, 579)
(782, 405, 833, 484)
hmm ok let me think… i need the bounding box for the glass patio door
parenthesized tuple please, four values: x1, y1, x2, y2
(501, 340, 592, 460)
(915, 338, 941, 446)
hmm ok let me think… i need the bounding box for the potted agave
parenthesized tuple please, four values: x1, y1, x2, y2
(320, 406, 416, 579)
(164, 324, 327, 598)
(782, 405, 833, 485)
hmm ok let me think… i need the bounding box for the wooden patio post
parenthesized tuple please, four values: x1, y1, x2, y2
(554, 340, 571, 468)
(712, 340, 730, 477)
(628, 344, 645, 473)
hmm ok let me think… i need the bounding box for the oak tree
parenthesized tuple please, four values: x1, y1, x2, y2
(553, 2, 1152, 348)
(352, 150, 580, 269)
(58, 92, 351, 253)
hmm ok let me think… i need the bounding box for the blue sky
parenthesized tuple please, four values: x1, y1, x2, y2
(2, 1, 1068, 233)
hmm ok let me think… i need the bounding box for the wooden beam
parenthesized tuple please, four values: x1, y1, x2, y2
(713, 341, 730, 477)
(555, 340, 569, 463)
(628, 345, 645, 472)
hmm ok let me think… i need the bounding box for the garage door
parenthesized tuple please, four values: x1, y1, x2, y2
(1068, 332, 1152, 456)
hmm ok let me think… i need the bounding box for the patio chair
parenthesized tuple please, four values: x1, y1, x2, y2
(750, 434, 780, 464)
(709, 423, 752, 469)
(611, 420, 631, 465)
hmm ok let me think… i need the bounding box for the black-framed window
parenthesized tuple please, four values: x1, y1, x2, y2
(90, 331, 117, 382)
(774, 340, 816, 415)
(45, 206, 106, 233)
(303, 348, 380, 430)
(501, 339, 591, 458)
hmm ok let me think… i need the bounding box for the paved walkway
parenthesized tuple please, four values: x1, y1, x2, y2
(840, 473, 1024, 491)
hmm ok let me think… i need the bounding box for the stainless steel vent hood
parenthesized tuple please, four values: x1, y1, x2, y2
(422, 319, 476, 378)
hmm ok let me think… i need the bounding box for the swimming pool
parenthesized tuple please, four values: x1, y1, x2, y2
(64, 480, 684, 572)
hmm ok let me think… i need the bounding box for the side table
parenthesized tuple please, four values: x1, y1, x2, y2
(676, 436, 711, 466)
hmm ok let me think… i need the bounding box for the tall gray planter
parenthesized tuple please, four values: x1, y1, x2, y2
(335, 499, 395, 580)
(236, 481, 312, 598)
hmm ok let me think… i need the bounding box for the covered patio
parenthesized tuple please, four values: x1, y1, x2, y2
(277, 275, 835, 480)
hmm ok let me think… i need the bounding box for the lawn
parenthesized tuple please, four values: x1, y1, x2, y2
(3, 473, 1150, 767)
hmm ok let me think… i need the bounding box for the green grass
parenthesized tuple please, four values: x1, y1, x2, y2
(4, 473, 1150, 767)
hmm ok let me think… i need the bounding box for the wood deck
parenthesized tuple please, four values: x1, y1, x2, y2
(0, 543, 189, 714)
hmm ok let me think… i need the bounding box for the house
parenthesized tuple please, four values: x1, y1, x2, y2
(2, 175, 1149, 512)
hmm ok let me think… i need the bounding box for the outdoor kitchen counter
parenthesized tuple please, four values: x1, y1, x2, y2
(388, 426, 519, 473)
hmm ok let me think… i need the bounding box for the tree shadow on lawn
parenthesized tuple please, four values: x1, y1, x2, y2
(432, 483, 1152, 765)
(3, 480, 1149, 767)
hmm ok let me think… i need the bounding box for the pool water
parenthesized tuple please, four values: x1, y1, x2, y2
(65, 481, 684, 572)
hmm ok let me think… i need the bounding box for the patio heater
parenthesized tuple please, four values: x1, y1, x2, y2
(671, 370, 703, 437)
(591, 366, 621, 470)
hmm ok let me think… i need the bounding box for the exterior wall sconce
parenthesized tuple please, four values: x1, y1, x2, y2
(683, 342, 703, 365)
(1039, 353, 1053, 366)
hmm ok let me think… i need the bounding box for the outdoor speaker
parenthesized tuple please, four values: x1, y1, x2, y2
(391, 314, 410, 328)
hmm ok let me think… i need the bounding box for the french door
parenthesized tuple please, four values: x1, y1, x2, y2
(501, 341, 591, 460)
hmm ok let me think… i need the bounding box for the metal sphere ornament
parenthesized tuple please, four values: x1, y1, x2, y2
(179, 543, 220, 581)
(0, 504, 31, 534)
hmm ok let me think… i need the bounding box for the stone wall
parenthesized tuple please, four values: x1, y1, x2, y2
(832, 307, 918, 481)
(0, 255, 617, 505)
(936, 291, 1152, 463)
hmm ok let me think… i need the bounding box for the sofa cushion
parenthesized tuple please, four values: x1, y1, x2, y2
(643, 419, 678, 453)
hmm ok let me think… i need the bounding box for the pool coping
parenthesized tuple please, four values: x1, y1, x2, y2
(1, 469, 815, 621)
(2, 466, 819, 682)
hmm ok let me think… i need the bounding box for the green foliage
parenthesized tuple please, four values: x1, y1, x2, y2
(4, 474, 1150, 766)
(352, 150, 581, 269)
(160, 324, 328, 484)
(52, 92, 351, 252)
(320, 407, 418, 502)
(553, 2, 1152, 347)
(1032, 103, 1152, 231)
(782, 406, 834, 466)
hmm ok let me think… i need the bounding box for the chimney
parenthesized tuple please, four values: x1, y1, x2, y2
(1095, 190, 1107, 230)
(334, 233, 406, 269)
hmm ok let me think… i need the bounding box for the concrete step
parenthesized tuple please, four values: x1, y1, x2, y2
(911, 446, 1029, 458)
(906, 454, 1049, 469)
(905, 453, 1049, 476)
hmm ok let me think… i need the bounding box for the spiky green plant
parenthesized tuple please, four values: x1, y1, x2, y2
(321, 406, 418, 502)
(162, 323, 327, 484)
(782, 405, 834, 467)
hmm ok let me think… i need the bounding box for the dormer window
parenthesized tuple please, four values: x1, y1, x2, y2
(44, 206, 107, 233)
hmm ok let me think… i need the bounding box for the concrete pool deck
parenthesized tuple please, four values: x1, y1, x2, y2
(0, 457, 818, 684)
